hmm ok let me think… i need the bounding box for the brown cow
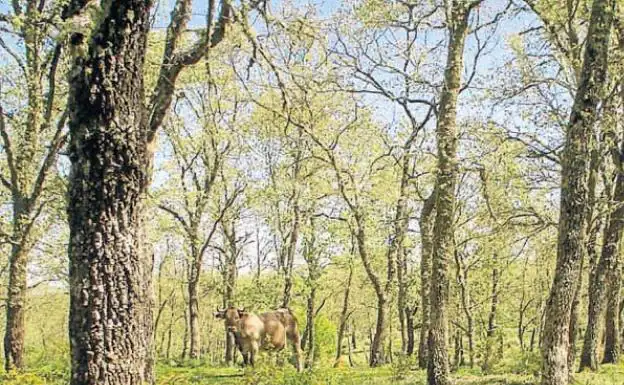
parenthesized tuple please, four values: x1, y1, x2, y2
(214, 306, 303, 371)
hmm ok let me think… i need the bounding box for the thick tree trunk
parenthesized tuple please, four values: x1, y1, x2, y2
(540, 0, 615, 383)
(66, 1, 156, 383)
(4, 203, 32, 371)
(580, 175, 624, 370)
(4, 232, 29, 371)
(579, 146, 612, 371)
(568, 248, 585, 369)
(601, 170, 624, 364)
(602, 265, 621, 364)
(427, 5, 472, 384)
(418, 191, 436, 368)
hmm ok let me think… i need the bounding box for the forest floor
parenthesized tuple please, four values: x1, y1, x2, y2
(152, 362, 624, 385)
(1, 361, 622, 384)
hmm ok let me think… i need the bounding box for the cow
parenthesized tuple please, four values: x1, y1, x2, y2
(214, 306, 303, 372)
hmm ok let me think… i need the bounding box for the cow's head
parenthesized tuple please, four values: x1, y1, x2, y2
(214, 306, 246, 333)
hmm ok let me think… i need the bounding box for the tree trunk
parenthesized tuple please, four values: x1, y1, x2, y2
(66, 0, 157, 383)
(568, 247, 585, 369)
(305, 288, 316, 367)
(225, 331, 236, 365)
(580, 174, 624, 370)
(455, 250, 474, 369)
(406, 306, 416, 356)
(483, 260, 500, 373)
(579, 141, 611, 372)
(334, 263, 353, 367)
(370, 296, 388, 367)
(427, 5, 472, 384)
(418, 190, 436, 368)
(602, 264, 621, 364)
(601, 168, 624, 364)
(222, 220, 238, 365)
(4, 207, 29, 371)
(541, 0, 615, 383)
(3, 3, 53, 369)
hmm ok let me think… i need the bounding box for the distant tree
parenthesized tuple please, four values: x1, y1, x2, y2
(0, 1, 67, 370)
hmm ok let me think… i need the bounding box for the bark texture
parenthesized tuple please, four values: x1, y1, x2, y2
(541, 0, 615, 383)
(418, 190, 435, 368)
(66, 1, 155, 383)
(427, 4, 472, 384)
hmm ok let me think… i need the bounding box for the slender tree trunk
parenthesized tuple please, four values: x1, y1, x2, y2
(406, 306, 416, 356)
(188, 242, 202, 360)
(483, 260, 500, 373)
(427, 5, 472, 384)
(335, 263, 353, 367)
(370, 296, 388, 367)
(222, 221, 238, 365)
(398, 252, 408, 355)
(541, 0, 615, 383)
(3, 3, 48, 369)
(418, 191, 436, 368)
(282, 202, 299, 308)
(455, 250, 474, 369)
(305, 288, 316, 367)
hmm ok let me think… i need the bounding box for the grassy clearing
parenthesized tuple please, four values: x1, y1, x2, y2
(0, 361, 622, 384)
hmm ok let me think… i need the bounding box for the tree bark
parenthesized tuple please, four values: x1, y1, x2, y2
(455, 250, 474, 369)
(600, 165, 624, 364)
(406, 306, 416, 356)
(334, 262, 353, 367)
(419, 190, 436, 368)
(188, 241, 202, 360)
(578, 138, 612, 371)
(540, 0, 615, 383)
(602, 263, 621, 364)
(568, 247, 585, 369)
(222, 218, 239, 365)
(427, 4, 473, 383)
(483, 259, 500, 373)
(66, 1, 155, 383)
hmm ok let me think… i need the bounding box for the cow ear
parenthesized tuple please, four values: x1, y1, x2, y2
(214, 308, 225, 318)
(238, 307, 246, 316)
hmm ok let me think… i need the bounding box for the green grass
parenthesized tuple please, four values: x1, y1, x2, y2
(0, 361, 622, 384)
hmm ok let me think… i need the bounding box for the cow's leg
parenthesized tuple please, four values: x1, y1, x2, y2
(249, 340, 259, 367)
(288, 333, 303, 372)
(276, 348, 285, 367)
